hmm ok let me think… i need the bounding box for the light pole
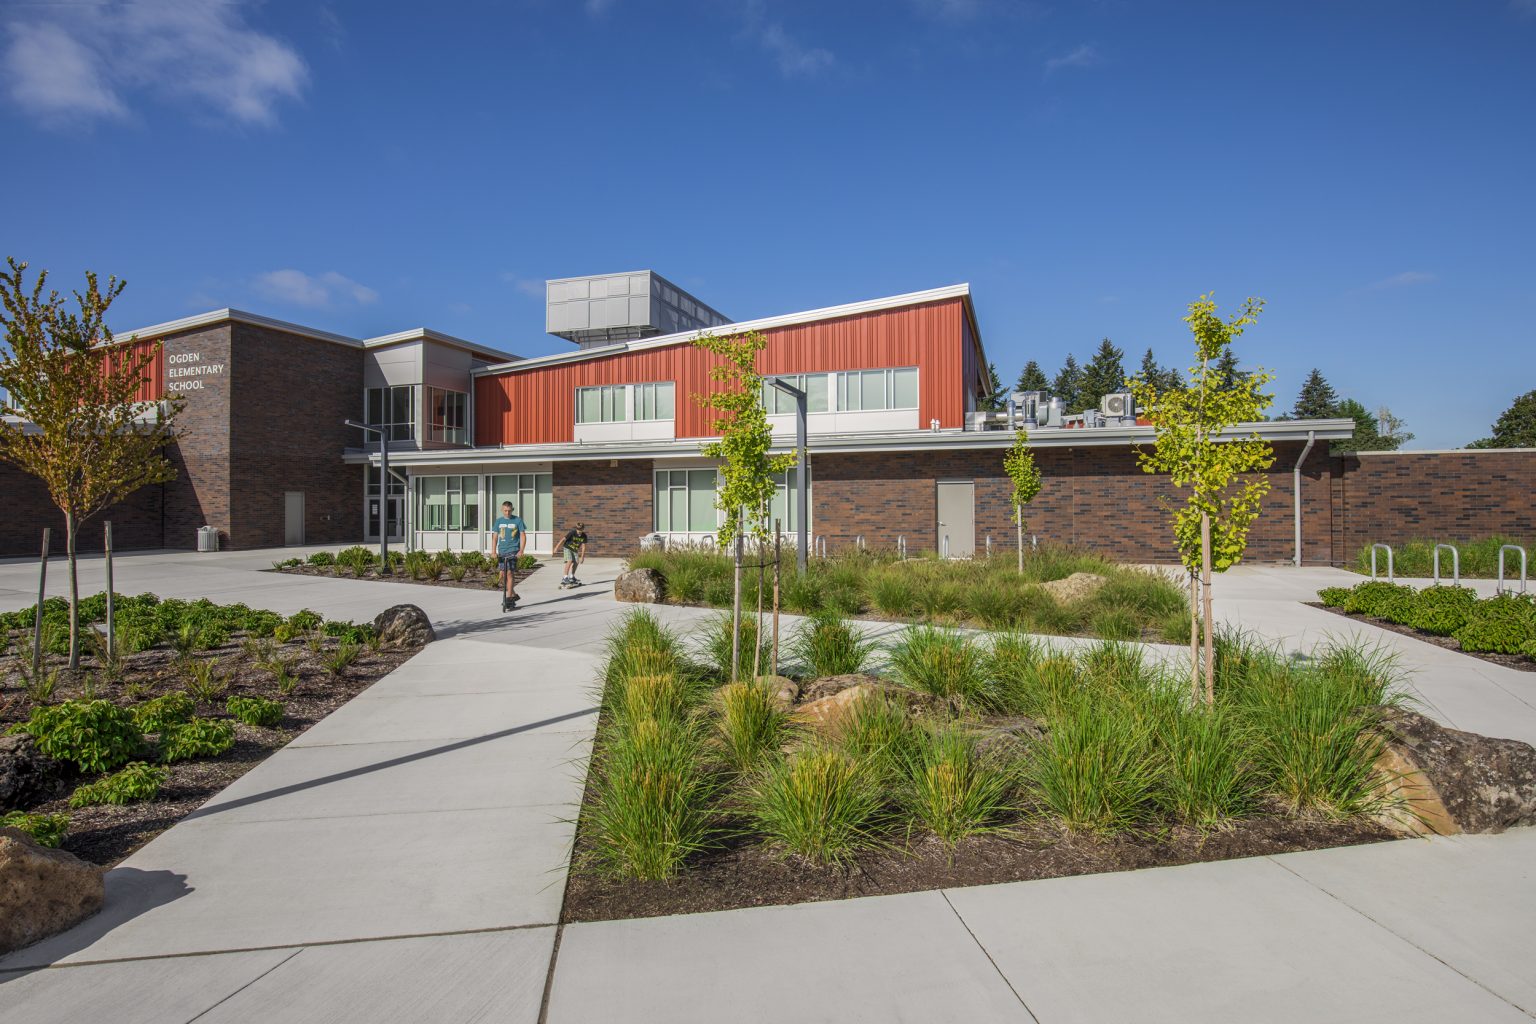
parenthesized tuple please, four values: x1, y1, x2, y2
(766, 377, 809, 573)
(345, 419, 392, 575)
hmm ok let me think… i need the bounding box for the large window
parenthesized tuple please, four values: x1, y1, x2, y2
(654, 469, 718, 533)
(416, 475, 479, 532)
(576, 385, 626, 423)
(365, 385, 415, 441)
(490, 473, 552, 532)
(425, 387, 468, 445)
(765, 468, 803, 532)
(835, 368, 918, 412)
(761, 374, 830, 415)
(634, 382, 675, 421)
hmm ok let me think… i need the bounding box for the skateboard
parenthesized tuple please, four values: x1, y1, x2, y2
(559, 578, 583, 590)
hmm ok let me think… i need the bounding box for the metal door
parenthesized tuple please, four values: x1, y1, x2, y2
(936, 481, 974, 558)
(284, 491, 305, 546)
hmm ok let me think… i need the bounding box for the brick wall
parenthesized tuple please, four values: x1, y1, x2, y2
(1333, 450, 1536, 556)
(553, 459, 654, 555)
(0, 461, 166, 556)
(229, 323, 364, 549)
(160, 324, 234, 548)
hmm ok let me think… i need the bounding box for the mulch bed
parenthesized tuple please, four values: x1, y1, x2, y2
(268, 563, 540, 592)
(1307, 603, 1536, 673)
(2, 637, 418, 867)
(561, 810, 1392, 923)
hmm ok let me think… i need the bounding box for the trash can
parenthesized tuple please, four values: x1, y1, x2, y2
(196, 526, 220, 552)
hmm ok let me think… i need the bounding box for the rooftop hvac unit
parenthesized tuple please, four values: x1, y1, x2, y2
(1100, 392, 1134, 421)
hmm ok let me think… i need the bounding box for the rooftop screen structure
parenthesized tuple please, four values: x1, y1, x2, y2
(544, 270, 729, 350)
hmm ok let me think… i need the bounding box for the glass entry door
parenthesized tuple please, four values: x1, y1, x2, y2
(365, 467, 406, 542)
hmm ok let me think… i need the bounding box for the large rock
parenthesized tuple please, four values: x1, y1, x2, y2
(800, 673, 881, 703)
(373, 604, 435, 647)
(1372, 708, 1536, 835)
(1039, 572, 1109, 604)
(0, 735, 67, 812)
(967, 716, 1047, 763)
(614, 568, 665, 604)
(756, 675, 800, 711)
(792, 684, 879, 733)
(0, 827, 104, 955)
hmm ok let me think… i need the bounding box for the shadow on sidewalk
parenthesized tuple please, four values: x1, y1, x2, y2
(0, 867, 192, 977)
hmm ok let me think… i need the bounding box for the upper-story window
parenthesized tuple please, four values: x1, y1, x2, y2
(635, 382, 675, 421)
(425, 387, 468, 445)
(576, 385, 627, 423)
(835, 367, 918, 412)
(365, 385, 415, 441)
(761, 374, 830, 414)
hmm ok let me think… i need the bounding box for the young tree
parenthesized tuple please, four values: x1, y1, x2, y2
(1002, 429, 1043, 572)
(1052, 354, 1084, 412)
(1079, 338, 1127, 412)
(1330, 399, 1412, 453)
(1467, 389, 1536, 449)
(692, 330, 797, 680)
(1128, 294, 1275, 704)
(1015, 360, 1049, 394)
(0, 259, 183, 669)
(979, 362, 1008, 411)
(1292, 368, 1339, 419)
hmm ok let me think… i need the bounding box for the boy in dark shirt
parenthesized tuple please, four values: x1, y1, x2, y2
(559, 523, 588, 588)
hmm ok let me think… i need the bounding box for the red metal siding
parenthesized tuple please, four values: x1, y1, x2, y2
(104, 337, 164, 402)
(475, 298, 966, 446)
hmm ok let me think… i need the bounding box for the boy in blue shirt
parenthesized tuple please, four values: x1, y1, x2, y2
(492, 501, 527, 612)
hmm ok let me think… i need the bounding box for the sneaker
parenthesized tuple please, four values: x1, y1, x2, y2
(500, 596, 509, 613)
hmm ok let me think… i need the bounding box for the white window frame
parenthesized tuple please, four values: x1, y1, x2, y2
(576, 384, 629, 424)
(634, 381, 675, 422)
(835, 367, 918, 413)
(653, 468, 720, 534)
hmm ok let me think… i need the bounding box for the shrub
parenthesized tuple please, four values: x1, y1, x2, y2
(586, 716, 718, 880)
(517, 553, 539, 571)
(69, 761, 167, 808)
(287, 609, 324, 632)
(789, 612, 877, 677)
(886, 625, 987, 704)
(900, 726, 1015, 845)
(1027, 697, 1160, 832)
(227, 695, 285, 728)
(335, 545, 378, 575)
(714, 681, 786, 772)
(14, 700, 144, 773)
(184, 659, 229, 703)
(748, 746, 884, 864)
(159, 717, 236, 762)
(0, 810, 69, 847)
(1406, 585, 1478, 636)
(1341, 581, 1415, 618)
(1317, 587, 1352, 608)
(306, 551, 335, 567)
(1453, 595, 1536, 655)
(132, 692, 195, 733)
(698, 612, 771, 682)
(322, 620, 376, 645)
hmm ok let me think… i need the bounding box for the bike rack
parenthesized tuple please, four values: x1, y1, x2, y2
(896, 535, 907, 561)
(855, 534, 865, 552)
(942, 534, 951, 559)
(814, 536, 827, 559)
(1498, 544, 1528, 595)
(1432, 543, 1460, 586)
(1369, 543, 1394, 582)
(985, 534, 993, 558)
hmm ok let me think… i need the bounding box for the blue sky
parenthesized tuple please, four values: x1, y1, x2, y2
(3, 0, 1533, 448)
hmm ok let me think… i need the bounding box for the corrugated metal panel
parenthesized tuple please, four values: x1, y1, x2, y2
(105, 338, 164, 402)
(475, 298, 965, 446)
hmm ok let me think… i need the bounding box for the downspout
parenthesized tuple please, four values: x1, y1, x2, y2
(1293, 430, 1316, 567)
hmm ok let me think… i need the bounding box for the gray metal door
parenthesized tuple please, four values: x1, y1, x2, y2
(936, 481, 974, 558)
(284, 491, 305, 546)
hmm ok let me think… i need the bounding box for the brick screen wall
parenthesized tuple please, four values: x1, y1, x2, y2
(160, 325, 234, 547)
(0, 461, 166, 556)
(553, 459, 654, 555)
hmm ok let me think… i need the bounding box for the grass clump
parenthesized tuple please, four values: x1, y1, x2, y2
(69, 761, 167, 808)
(714, 681, 786, 772)
(1026, 695, 1161, 832)
(747, 746, 885, 864)
(697, 612, 771, 682)
(885, 625, 986, 705)
(790, 611, 877, 677)
(899, 726, 1015, 845)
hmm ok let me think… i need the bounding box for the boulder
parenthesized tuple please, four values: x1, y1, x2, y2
(1039, 572, 1109, 604)
(792, 684, 880, 733)
(800, 673, 881, 703)
(372, 604, 436, 647)
(756, 675, 800, 711)
(614, 568, 665, 604)
(1371, 708, 1536, 835)
(0, 735, 67, 812)
(0, 827, 104, 955)
(967, 716, 1047, 763)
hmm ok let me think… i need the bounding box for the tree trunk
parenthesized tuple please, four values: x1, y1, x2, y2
(1201, 512, 1215, 706)
(772, 524, 782, 677)
(32, 528, 50, 675)
(65, 509, 80, 670)
(731, 517, 743, 683)
(1188, 570, 1200, 705)
(752, 533, 765, 681)
(105, 521, 115, 662)
(1017, 518, 1024, 574)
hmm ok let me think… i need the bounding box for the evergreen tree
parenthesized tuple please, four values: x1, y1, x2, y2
(979, 362, 1008, 411)
(1292, 368, 1339, 419)
(1467, 390, 1536, 449)
(1015, 360, 1049, 394)
(1131, 347, 1183, 395)
(1212, 347, 1244, 391)
(1079, 338, 1127, 411)
(1051, 355, 1084, 412)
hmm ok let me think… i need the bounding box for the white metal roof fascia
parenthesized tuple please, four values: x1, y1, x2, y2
(360, 327, 522, 362)
(472, 283, 974, 376)
(1347, 447, 1536, 456)
(340, 418, 1354, 467)
(111, 308, 361, 348)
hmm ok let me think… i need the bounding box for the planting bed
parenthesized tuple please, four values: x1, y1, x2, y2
(1316, 580, 1536, 670)
(1349, 536, 1535, 579)
(1, 593, 422, 866)
(562, 609, 1410, 923)
(270, 545, 540, 591)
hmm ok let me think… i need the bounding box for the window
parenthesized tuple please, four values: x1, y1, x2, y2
(835, 367, 918, 412)
(490, 473, 552, 532)
(654, 469, 718, 533)
(765, 468, 804, 532)
(425, 387, 468, 445)
(366, 465, 406, 497)
(761, 374, 830, 415)
(365, 385, 416, 441)
(576, 385, 627, 423)
(635, 382, 675, 421)
(416, 475, 479, 532)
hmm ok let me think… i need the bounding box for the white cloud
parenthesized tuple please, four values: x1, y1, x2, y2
(584, 0, 619, 15)
(255, 270, 377, 308)
(500, 273, 546, 299)
(1366, 271, 1435, 290)
(2, 0, 308, 127)
(1044, 44, 1101, 75)
(737, 0, 834, 79)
